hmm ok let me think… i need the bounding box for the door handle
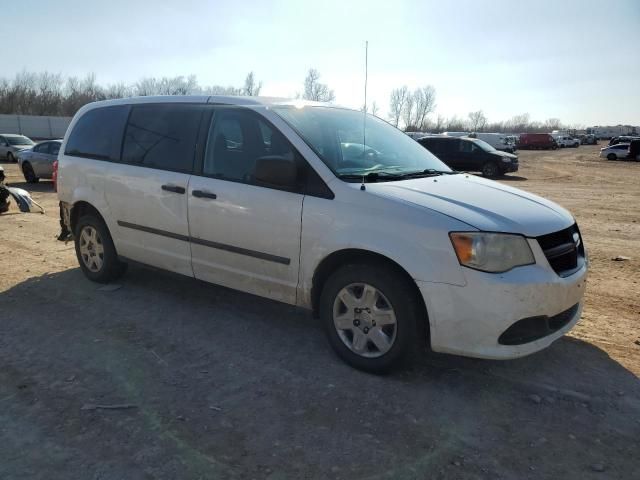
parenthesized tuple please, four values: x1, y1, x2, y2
(192, 189, 217, 199)
(161, 184, 186, 194)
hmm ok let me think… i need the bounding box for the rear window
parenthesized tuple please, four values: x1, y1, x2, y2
(121, 104, 204, 173)
(65, 105, 129, 161)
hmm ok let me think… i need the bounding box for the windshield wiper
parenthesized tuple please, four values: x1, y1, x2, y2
(337, 169, 460, 183)
(394, 169, 460, 179)
(336, 171, 405, 182)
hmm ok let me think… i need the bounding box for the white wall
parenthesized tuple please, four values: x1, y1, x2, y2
(0, 114, 72, 139)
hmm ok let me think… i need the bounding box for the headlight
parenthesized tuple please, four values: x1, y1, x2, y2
(501, 157, 512, 163)
(449, 232, 535, 273)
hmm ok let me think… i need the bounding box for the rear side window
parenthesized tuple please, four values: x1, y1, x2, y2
(50, 142, 61, 155)
(122, 104, 204, 173)
(65, 106, 129, 161)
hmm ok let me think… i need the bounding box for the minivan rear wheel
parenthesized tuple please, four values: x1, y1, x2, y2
(481, 162, 499, 178)
(319, 264, 420, 373)
(74, 214, 127, 283)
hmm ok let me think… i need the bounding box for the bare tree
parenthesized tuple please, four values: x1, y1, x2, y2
(505, 113, 531, 133)
(243, 71, 262, 96)
(370, 101, 379, 117)
(104, 83, 133, 100)
(302, 69, 335, 102)
(445, 115, 466, 132)
(412, 85, 436, 130)
(468, 110, 487, 132)
(402, 92, 416, 130)
(433, 114, 445, 133)
(388, 86, 408, 128)
(544, 118, 561, 130)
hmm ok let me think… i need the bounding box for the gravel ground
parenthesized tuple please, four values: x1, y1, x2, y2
(1, 145, 639, 479)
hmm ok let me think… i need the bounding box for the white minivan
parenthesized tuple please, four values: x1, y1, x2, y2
(57, 96, 588, 372)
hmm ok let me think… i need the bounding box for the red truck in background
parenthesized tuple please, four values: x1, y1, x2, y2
(517, 133, 558, 150)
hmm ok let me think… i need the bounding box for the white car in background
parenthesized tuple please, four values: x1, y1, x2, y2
(0, 134, 35, 162)
(600, 143, 629, 160)
(57, 96, 588, 372)
(555, 135, 580, 148)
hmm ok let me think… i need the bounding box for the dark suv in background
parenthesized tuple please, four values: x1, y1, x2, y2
(417, 136, 518, 177)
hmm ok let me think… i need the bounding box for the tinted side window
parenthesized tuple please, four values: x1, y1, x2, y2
(203, 109, 297, 183)
(65, 105, 129, 161)
(121, 104, 203, 173)
(50, 142, 61, 155)
(419, 139, 436, 152)
(33, 143, 46, 153)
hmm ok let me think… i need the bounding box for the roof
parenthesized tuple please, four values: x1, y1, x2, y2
(0, 133, 29, 137)
(83, 95, 326, 109)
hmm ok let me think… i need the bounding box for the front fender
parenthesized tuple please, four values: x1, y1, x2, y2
(298, 194, 469, 308)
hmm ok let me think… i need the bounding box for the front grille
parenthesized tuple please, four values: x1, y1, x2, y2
(536, 224, 585, 277)
(498, 303, 579, 345)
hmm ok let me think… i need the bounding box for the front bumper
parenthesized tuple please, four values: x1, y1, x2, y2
(502, 162, 519, 173)
(418, 238, 587, 359)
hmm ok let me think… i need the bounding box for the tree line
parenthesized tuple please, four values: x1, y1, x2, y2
(0, 69, 579, 133)
(0, 71, 266, 117)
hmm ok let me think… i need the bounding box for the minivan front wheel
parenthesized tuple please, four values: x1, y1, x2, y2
(74, 214, 127, 283)
(481, 162, 499, 178)
(320, 264, 420, 372)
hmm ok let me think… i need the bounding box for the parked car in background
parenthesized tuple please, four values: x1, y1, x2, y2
(579, 134, 598, 145)
(609, 136, 640, 146)
(405, 131, 428, 140)
(17, 139, 61, 183)
(418, 135, 518, 177)
(599, 143, 629, 160)
(57, 96, 586, 372)
(555, 135, 580, 148)
(517, 133, 557, 150)
(0, 134, 35, 162)
(442, 131, 470, 137)
(628, 140, 640, 161)
(467, 132, 517, 153)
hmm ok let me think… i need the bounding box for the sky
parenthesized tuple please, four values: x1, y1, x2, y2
(2, 0, 639, 126)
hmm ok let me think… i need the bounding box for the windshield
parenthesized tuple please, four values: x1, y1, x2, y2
(7, 136, 34, 146)
(273, 106, 450, 179)
(472, 139, 496, 152)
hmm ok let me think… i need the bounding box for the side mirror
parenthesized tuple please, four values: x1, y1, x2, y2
(254, 155, 297, 188)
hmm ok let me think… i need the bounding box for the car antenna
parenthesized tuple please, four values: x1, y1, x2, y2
(361, 40, 368, 191)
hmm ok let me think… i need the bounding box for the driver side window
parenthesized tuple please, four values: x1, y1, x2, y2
(203, 109, 297, 184)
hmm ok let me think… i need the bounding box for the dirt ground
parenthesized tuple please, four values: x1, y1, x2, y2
(1, 145, 639, 480)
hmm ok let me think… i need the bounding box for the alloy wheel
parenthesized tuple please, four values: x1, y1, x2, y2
(78, 226, 105, 272)
(332, 283, 397, 358)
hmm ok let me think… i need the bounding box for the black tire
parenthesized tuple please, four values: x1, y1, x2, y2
(607, 153, 617, 161)
(74, 214, 127, 283)
(319, 263, 422, 373)
(22, 162, 39, 183)
(7, 152, 15, 162)
(481, 162, 499, 178)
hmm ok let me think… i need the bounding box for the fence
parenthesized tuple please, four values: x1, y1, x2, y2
(0, 114, 72, 140)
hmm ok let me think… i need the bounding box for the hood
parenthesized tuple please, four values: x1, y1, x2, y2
(491, 150, 517, 159)
(365, 174, 574, 237)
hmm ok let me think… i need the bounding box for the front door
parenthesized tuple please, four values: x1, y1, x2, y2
(188, 108, 304, 304)
(104, 103, 206, 277)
